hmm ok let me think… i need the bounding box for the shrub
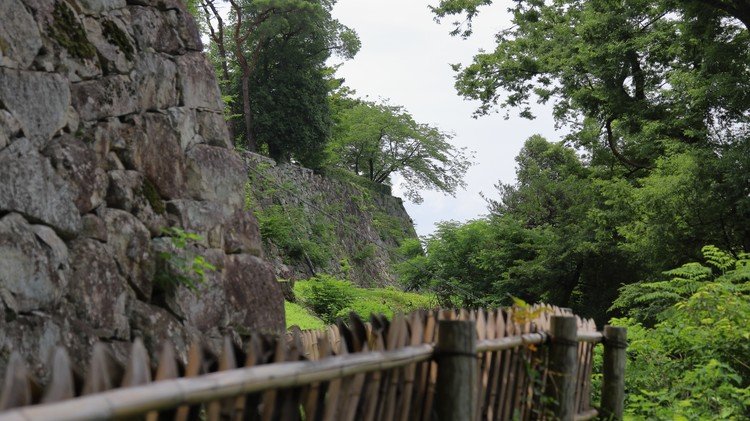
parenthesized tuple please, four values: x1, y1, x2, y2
(294, 275, 356, 324)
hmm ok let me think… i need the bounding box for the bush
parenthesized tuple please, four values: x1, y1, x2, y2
(294, 275, 356, 324)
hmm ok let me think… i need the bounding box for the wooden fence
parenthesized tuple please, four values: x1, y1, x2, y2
(0, 304, 626, 420)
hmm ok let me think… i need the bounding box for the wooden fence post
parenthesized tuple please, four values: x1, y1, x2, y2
(435, 319, 477, 421)
(601, 325, 627, 420)
(544, 315, 578, 421)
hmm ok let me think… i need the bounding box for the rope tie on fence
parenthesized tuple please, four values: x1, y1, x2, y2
(434, 350, 477, 359)
(550, 337, 579, 347)
(601, 337, 628, 349)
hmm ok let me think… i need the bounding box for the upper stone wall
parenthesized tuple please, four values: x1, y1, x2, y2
(245, 153, 418, 290)
(0, 0, 284, 376)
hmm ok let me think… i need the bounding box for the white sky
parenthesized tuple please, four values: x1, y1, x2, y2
(329, 0, 564, 237)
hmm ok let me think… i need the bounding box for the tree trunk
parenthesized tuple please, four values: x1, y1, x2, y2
(241, 74, 256, 151)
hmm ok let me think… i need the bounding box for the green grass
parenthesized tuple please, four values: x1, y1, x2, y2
(291, 275, 436, 327)
(285, 301, 326, 330)
(343, 286, 435, 319)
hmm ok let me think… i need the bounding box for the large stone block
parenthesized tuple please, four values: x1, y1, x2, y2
(129, 300, 198, 364)
(0, 69, 70, 144)
(127, 0, 202, 50)
(0, 138, 81, 237)
(166, 199, 228, 249)
(0, 0, 43, 69)
(176, 52, 223, 111)
(134, 53, 179, 110)
(0, 214, 68, 313)
(80, 213, 108, 241)
(223, 254, 285, 333)
(71, 75, 138, 121)
(82, 14, 135, 74)
(130, 6, 184, 54)
(93, 116, 137, 154)
(67, 239, 132, 339)
(23, 0, 103, 81)
(167, 107, 198, 150)
(122, 113, 186, 199)
(185, 144, 245, 211)
(0, 110, 22, 144)
(106, 169, 145, 212)
(223, 210, 264, 257)
(78, 0, 127, 14)
(0, 313, 109, 378)
(156, 241, 226, 330)
(196, 110, 232, 149)
(107, 159, 170, 236)
(44, 135, 109, 214)
(100, 208, 154, 300)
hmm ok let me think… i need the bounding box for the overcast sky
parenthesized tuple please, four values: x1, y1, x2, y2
(329, 0, 564, 237)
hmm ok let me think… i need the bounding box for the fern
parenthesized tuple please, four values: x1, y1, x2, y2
(611, 262, 712, 324)
(612, 246, 750, 327)
(701, 245, 736, 274)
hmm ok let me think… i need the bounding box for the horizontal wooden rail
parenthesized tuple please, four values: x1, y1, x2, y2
(577, 331, 604, 343)
(476, 332, 547, 352)
(0, 344, 434, 421)
(476, 331, 602, 353)
(574, 408, 599, 420)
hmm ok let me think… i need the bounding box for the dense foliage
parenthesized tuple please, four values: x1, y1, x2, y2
(612, 247, 750, 418)
(391, 1, 750, 415)
(413, 0, 750, 313)
(398, 136, 633, 321)
(196, 1, 471, 197)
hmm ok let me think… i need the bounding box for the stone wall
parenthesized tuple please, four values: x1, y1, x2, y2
(0, 0, 284, 377)
(244, 153, 418, 290)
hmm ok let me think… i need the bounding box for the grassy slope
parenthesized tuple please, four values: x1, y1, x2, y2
(346, 287, 435, 319)
(290, 277, 435, 329)
(285, 301, 326, 330)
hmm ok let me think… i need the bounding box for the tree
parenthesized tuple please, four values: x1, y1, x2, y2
(198, 0, 358, 153)
(432, 0, 750, 170)
(247, 16, 357, 166)
(327, 99, 473, 203)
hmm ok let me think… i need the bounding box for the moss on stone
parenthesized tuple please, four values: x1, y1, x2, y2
(142, 178, 166, 215)
(101, 19, 134, 61)
(50, 1, 97, 60)
(0, 37, 9, 56)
